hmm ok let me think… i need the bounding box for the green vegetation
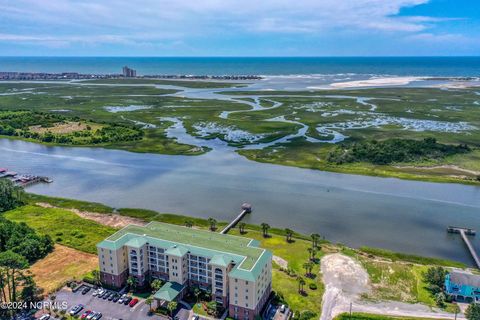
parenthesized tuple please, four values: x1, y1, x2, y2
(359, 247, 465, 268)
(0, 110, 143, 145)
(0, 182, 53, 318)
(327, 138, 471, 165)
(466, 303, 480, 320)
(3, 204, 117, 254)
(1, 82, 480, 183)
(229, 227, 324, 317)
(0, 179, 25, 212)
(334, 313, 446, 320)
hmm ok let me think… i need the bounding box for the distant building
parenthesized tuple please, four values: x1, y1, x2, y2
(122, 66, 137, 78)
(97, 222, 272, 320)
(445, 271, 480, 303)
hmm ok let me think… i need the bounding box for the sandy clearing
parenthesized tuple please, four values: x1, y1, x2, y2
(30, 244, 98, 295)
(320, 253, 464, 320)
(395, 164, 480, 177)
(273, 255, 288, 269)
(36, 202, 146, 228)
(329, 77, 424, 88)
(29, 121, 102, 134)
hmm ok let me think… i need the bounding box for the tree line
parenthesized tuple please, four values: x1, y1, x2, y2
(0, 110, 143, 145)
(0, 179, 54, 318)
(327, 137, 471, 165)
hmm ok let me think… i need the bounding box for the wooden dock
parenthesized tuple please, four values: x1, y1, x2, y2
(220, 203, 252, 234)
(448, 226, 480, 268)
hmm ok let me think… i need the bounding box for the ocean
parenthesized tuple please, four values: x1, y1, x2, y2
(0, 56, 479, 77)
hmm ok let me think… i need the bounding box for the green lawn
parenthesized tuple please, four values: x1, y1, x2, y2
(3, 204, 117, 254)
(229, 227, 324, 316)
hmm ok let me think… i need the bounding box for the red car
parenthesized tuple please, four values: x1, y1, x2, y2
(81, 310, 92, 319)
(129, 298, 139, 307)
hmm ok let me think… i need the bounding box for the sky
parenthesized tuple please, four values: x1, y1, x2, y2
(0, 0, 479, 56)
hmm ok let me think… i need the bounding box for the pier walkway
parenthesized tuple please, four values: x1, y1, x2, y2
(220, 203, 252, 234)
(448, 226, 480, 268)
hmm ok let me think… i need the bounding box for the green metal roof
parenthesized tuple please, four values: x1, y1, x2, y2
(210, 254, 234, 267)
(96, 222, 271, 280)
(165, 245, 189, 257)
(125, 237, 148, 248)
(153, 282, 185, 302)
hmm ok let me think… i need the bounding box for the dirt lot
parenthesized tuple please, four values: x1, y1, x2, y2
(37, 202, 146, 228)
(320, 253, 465, 320)
(29, 121, 102, 134)
(30, 244, 98, 294)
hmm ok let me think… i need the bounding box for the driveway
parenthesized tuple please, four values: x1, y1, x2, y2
(49, 288, 165, 320)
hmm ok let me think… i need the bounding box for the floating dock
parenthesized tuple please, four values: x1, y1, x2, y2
(448, 226, 480, 268)
(220, 203, 252, 234)
(0, 167, 52, 187)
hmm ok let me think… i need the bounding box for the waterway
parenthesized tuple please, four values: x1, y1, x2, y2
(1, 138, 479, 265)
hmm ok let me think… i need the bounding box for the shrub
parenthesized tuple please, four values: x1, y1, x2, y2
(308, 283, 317, 290)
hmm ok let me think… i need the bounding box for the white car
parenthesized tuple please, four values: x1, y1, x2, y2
(39, 315, 50, 320)
(86, 312, 97, 320)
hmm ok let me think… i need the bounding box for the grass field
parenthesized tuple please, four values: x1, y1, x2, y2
(30, 244, 98, 294)
(3, 204, 117, 254)
(229, 227, 324, 316)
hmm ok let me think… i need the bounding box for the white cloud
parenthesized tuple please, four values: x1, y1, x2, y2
(0, 0, 463, 48)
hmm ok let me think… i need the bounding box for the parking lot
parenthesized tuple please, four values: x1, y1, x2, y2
(49, 287, 162, 320)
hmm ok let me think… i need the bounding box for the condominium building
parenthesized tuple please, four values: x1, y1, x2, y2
(97, 222, 272, 320)
(122, 66, 136, 77)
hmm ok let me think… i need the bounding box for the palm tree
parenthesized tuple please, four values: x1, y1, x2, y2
(303, 262, 313, 276)
(185, 220, 194, 228)
(311, 233, 321, 248)
(151, 279, 163, 293)
(91, 270, 101, 286)
(126, 276, 137, 292)
(285, 229, 294, 242)
(297, 276, 306, 293)
(145, 297, 154, 312)
(194, 287, 201, 303)
(239, 222, 246, 234)
(208, 218, 217, 231)
(307, 247, 317, 261)
(167, 301, 178, 318)
(261, 223, 270, 238)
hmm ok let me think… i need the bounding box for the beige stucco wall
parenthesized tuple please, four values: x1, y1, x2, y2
(98, 246, 128, 276)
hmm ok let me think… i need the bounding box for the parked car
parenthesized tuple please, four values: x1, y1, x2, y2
(112, 294, 121, 302)
(69, 304, 84, 316)
(80, 310, 92, 319)
(129, 298, 139, 307)
(82, 287, 91, 295)
(86, 312, 97, 320)
(123, 296, 132, 305)
(39, 315, 50, 320)
(118, 294, 127, 303)
(92, 312, 102, 320)
(192, 316, 199, 320)
(102, 292, 111, 300)
(108, 293, 115, 301)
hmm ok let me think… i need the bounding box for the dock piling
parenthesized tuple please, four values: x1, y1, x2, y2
(448, 226, 480, 269)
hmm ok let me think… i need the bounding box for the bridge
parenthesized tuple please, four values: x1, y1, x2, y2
(220, 203, 252, 234)
(448, 226, 480, 269)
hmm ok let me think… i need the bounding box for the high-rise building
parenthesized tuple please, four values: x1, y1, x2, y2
(97, 222, 272, 320)
(122, 66, 137, 77)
